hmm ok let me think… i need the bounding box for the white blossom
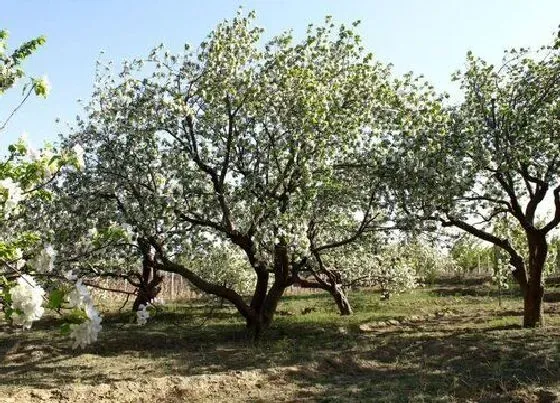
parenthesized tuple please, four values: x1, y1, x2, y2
(67, 278, 93, 308)
(72, 144, 85, 169)
(88, 227, 98, 239)
(14, 248, 25, 271)
(35, 75, 51, 97)
(69, 305, 102, 349)
(67, 279, 102, 349)
(136, 303, 149, 325)
(9, 275, 45, 329)
(30, 245, 56, 272)
(0, 177, 24, 216)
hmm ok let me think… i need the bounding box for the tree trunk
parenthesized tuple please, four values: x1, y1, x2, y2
(133, 240, 164, 311)
(331, 284, 352, 315)
(154, 239, 292, 342)
(246, 280, 287, 341)
(524, 282, 544, 327)
(245, 315, 264, 341)
(292, 273, 353, 315)
(132, 273, 164, 311)
(523, 231, 547, 327)
(244, 241, 296, 341)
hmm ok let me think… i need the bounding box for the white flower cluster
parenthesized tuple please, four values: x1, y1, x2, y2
(383, 263, 418, 292)
(120, 223, 136, 241)
(8, 275, 45, 329)
(67, 279, 102, 349)
(0, 177, 24, 217)
(276, 222, 311, 256)
(21, 133, 41, 161)
(34, 75, 51, 98)
(136, 304, 149, 325)
(71, 144, 85, 169)
(13, 248, 25, 271)
(252, 215, 311, 262)
(492, 258, 510, 290)
(29, 245, 56, 272)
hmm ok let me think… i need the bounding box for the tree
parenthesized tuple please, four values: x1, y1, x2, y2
(0, 30, 103, 349)
(450, 235, 494, 275)
(60, 12, 400, 337)
(388, 30, 560, 327)
(0, 30, 53, 310)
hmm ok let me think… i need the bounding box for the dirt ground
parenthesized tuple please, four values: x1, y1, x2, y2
(2, 285, 560, 402)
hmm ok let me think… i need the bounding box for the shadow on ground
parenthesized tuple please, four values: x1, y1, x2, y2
(2, 289, 560, 402)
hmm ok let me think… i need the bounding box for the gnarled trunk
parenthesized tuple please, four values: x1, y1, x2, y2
(332, 283, 352, 315)
(245, 242, 293, 340)
(524, 282, 544, 327)
(246, 280, 288, 340)
(133, 238, 164, 311)
(523, 231, 547, 327)
(132, 271, 164, 311)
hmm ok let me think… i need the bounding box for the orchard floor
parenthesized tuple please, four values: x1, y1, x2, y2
(2, 280, 560, 402)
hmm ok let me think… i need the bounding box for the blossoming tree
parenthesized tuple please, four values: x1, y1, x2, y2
(59, 12, 405, 337)
(0, 30, 102, 348)
(387, 30, 560, 327)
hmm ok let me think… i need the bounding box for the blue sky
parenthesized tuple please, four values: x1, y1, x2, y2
(1, 0, 559, 148)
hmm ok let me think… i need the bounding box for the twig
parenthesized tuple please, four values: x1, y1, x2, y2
(0, 85, 35, 132)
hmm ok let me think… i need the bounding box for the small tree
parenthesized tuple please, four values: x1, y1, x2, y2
(450, 235, 494, 276)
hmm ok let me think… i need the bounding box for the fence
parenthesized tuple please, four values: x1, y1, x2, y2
(89, 271, 328, 307)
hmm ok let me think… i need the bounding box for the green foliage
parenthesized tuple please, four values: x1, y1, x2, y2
(181, 244, 255, 295)
(32, 76, 50, 98)
(62, 308, 89, 324)
(450, 236, 494, 274)
(60, 322, 72, 335)
(47, 288, 66, 309)
(91, 225, 131, 249)
(0, 29, 46, 95)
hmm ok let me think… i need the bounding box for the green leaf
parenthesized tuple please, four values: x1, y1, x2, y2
(60, 323, 72, 335)
(47, 289, 65, 309)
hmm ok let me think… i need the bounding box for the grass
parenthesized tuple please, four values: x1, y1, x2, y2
(1, 282, 560, 402)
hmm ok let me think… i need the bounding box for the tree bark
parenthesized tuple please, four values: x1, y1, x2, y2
(523, 231, 547, 327)
(332, 283, 352, 315)
(132, 240, 164, 311)
(245, 243, 293, 340)
(132, 270, 164, 311)
(524, 282, 544, 327)
(245, 279, 288, 341)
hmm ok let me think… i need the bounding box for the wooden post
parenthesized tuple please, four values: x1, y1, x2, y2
(478, 255, 481, 276)
(171, 273, 175, 301)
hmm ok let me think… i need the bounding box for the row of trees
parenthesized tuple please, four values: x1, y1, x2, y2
(2, 13, 560, 344)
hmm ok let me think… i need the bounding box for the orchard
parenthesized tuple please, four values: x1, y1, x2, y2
(1, 6, 560, 402)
